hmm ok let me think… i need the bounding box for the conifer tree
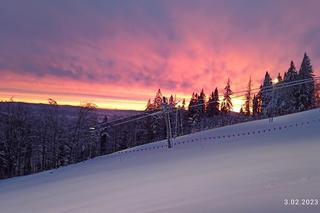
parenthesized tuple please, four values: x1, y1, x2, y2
(212, 88, 220, 115)
(239, 106, 245, 115)
(282, 61, 299, 113)
(253, 88, 263, 116)
(206, 91, 215, 117)
(252, 95, 258, 116)
(284, 61, 298, 81)
(197, 89, 206, 117)
(181, 98, 186, 110)
(298, 53, 315, 110)
(145, 99, 154, 111)
(206, 88, 219, 116)
(244, 77, 252, 116)
(261, 71, 272, 115)
(206, 88, 220, 116)
(153, 89, 163, 109)
(188, 92, 200, 125)
(315, 81, 320, 107)
(277, 73, 283, 83)
(188, 93, 197, 117)
(221, 78, 233, 113)
(169, 95, 177, 107)
(162, 96, 168, 105)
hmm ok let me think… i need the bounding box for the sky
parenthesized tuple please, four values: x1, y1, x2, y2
(0, 0, 320, 111)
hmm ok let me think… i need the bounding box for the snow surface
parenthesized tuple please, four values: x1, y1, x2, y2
(1, 109, 320, 213)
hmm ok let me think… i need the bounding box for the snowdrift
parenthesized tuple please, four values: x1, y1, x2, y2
(1, 109, 320, 213)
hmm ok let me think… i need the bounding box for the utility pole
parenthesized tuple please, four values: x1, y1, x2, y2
(270, 79, 278, 123)
(269, 85, 274, 123)
(162, 104, 173, 148)
(174, 108, 179, 138)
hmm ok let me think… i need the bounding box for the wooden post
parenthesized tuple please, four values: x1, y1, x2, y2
(163, 104, 172, 148)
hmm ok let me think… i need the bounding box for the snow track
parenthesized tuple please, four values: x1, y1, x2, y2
(1, 109, 320, 213)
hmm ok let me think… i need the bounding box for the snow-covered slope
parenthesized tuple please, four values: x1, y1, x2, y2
(1, 109, 320, 213)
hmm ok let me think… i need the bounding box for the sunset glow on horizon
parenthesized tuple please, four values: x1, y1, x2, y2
(1, 0, 320, 111)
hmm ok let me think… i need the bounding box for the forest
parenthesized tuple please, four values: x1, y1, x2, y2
(0, 101, 100, 179)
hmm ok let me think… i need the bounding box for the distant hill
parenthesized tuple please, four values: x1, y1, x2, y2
(0, 101, 141, 122)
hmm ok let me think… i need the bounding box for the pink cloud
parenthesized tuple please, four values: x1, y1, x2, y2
(0, 0, 319, 109)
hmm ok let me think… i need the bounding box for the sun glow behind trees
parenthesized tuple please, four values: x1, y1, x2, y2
(145, 53, 318, 114)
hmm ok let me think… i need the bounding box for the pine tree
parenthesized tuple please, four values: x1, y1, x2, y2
(261, 71, 272, 115)
(297, 53, 315, 110)
(277, 73, 283, 83)
(207, 88, 220, 116)
(188, 93, 200, 126)
(316, 81, 320, 107)
(244, 77, 252, 116)
(273, 73, 284, 115)
(252, 95, 258, 116)
(284, 61, 298, 81)
(197, 89, 206, 117)
(181, 98, 186, 110)
(169, 95, 177, 107)
(206, 91, 215, 117)
(153, 89, 163, 109)
(221, 78, 233, 113)
(282, 61, 299, 113)
(257, 87, 263, 115)
(239, 106, 245, 115)
(212, 88, 220, 115)
(162, 96, 168, 105)
(188, 93, 198, 117)
(145, 99, 154, 111)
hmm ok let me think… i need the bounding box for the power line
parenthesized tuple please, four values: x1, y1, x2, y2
(228, 76, 318, 95)
(98, 75, 320, 127)
(186, 76, 320, 111)
(98, 110, 163, 128)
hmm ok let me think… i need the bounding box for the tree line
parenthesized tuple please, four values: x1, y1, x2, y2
(0, 101, 99, 179)
(146, 53, 318, 118)
(103, 53, 319, 156)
